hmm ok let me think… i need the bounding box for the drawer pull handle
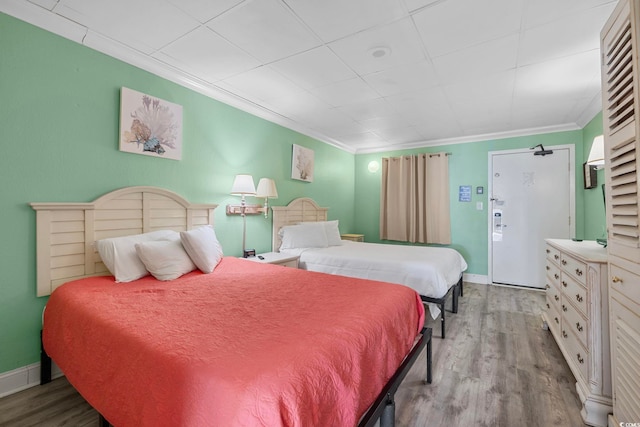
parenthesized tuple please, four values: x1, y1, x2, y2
(546, 266, 550, 270)
(546, 303, 550, 309)
(576, 322, 583, 332)
(554, 254, 559, 260)
(555, 274, 560, 280)
(554, 295, 559, 301)
(612, 276, 623, 283)
(576, 294, 583, 303)
(575, 268, 583, 276)
(546, 249, 550, 253)
(554, 317, 559, 324)
(562, 281, 567, 287)
(562, 330, 568, 338)
(562, 304, 567, 312)
(577, 353, 584, 364)
(545, 284, 550, 289)
(561, 259, 567, 265)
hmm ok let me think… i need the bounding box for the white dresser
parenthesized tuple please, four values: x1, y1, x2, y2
(542, 239, 611, 427)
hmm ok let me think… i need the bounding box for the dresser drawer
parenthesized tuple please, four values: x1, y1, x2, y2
(546, 245, 561, 265)
(561, 327, 589, 383)
(562, 299, 589, 348)
(610, 264, 640, 307)
(560, 253, 587, 285)
(547, 285, 562, 313)
(546, 262, 561, 289)
(561, 273, 588, 317)
(546, 300, 562, 337)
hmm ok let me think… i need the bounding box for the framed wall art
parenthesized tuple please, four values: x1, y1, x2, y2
(291, 144, 314, 182)
(119, 87, 183, 160)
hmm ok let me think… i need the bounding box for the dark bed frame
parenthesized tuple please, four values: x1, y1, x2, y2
(41, 327, 433, 427)
(421, 275, 463, 338)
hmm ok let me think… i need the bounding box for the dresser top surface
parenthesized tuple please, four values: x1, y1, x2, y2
(546, 239, 608, 263)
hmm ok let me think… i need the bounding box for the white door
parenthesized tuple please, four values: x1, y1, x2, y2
(490, 146, 574, 288)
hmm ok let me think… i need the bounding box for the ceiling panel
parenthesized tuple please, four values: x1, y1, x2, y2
(207, 0, 320, 64)
(52, 0, 199, 54)
(4, 0, 610, 153)
(283, 0, 407, 42)
(154, 27, 261, 82)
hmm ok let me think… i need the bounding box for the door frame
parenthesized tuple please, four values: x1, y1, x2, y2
(487, 144, 576, 285)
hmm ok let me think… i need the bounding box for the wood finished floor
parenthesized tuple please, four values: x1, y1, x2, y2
(0, 283, 586, 427)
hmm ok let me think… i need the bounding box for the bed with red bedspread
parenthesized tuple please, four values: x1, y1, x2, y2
(43, 257, 427, 427)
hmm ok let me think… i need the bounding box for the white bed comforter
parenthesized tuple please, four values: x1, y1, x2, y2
(281, 241, 467, 318)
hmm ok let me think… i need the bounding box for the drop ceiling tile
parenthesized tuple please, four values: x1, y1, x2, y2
(514, 50, 601, 102)
(518, 5, 614, 67)
(337, 131, 390, 150)
(309, 77, 380, 107)
(270, 46, 357, 90)
(53, 0, 200, 54)
(522, 0, 617, 29)
(363, 60, 439, 97)
(28, 0, 58, 10)
(283, 0, 407, 42)
(329, 17, 426, 76)
(336, 98, 399, 122)
(373, 126, 423, 144)
(220, 65, 304, 104)
(207, 0, 320, 64)
(154, 27, 260, 82)
(432, 35, 519, 85)
(165, 0, 245, 23)
(403, 0, 444, 13)
(413, 0, 525, 58)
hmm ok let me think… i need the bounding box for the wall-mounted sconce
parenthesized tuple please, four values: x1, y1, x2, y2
(584, 135, 605, 190)
(368, 160, 380, 173)
(587, 135, 605, 169)
(256, 178, 278, 218)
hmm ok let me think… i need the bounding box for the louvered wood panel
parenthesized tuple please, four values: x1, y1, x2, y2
(602, 0, 640, 260)
(601, 1, 640, 425)
(610, 297, 640, 423)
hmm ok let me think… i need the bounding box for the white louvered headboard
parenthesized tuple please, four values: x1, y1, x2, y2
(271, 197, 328, 252)
(31, 186, 218, 296)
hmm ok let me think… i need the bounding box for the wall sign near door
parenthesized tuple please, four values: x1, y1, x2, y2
(458, 185, 472, 202)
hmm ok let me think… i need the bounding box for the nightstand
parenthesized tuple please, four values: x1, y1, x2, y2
(244, 252, 299, 268)
(341, 234, 364, 242)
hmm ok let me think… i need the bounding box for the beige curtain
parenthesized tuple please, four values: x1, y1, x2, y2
(380, 153, 451, 244)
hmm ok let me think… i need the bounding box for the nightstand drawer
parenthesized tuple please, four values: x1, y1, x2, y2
(341, 234, 364, 242)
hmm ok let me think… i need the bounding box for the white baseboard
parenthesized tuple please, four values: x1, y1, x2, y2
(463, 273, 489, 284)
(0, 361, 62, 399)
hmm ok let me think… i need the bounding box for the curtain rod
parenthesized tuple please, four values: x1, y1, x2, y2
(428, 152, 452, 157)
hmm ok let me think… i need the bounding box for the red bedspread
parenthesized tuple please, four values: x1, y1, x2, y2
(43, 257, 425, 427)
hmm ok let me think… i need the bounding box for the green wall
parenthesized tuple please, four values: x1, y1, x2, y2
(0, 13, 355, 374)
(355, 118, 605, 277)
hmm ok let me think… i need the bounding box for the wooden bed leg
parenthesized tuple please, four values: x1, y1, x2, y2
(40, 330, 52, 385)
(459, 278, 464, 297)
(380, 396, 395, 427)
(99, 414, 110, 427)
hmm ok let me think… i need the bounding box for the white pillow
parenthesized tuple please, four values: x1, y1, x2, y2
(180, 225, 223, 273)
(96, 230, 178, 283)
(295, 220, 343, 246)
(135, 238, 196, 281)
(279, 223, 328, 250)
(322, 220, 342, 246)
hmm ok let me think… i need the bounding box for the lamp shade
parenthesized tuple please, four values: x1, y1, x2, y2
(256, 178, 278, 198)
(230, 174, 256, 195)
(587, 135, 605, 166)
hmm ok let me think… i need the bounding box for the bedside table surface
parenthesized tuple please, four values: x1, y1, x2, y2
(245, 252, 299, 263)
